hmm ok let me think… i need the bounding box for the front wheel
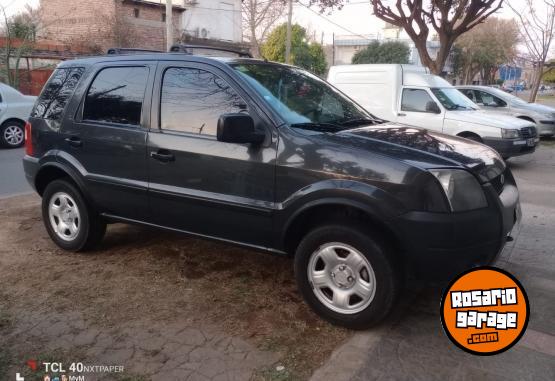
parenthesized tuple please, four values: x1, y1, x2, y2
(1, 120, 25, 148)
(294, 224, 400, 329)
(42, 179, 106, 251)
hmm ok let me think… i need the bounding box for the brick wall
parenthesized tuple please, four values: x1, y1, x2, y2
(40, 0, 183, 52)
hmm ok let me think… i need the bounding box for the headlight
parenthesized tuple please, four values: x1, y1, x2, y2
(430, 169, 488, 211)
(501, 129, 520, 139)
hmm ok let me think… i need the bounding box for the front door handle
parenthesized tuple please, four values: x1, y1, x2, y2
(150, 150, 175, 163)
(398, 113, 407, 117)
(65, 136, 82, 147)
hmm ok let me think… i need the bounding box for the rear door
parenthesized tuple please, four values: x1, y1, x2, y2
(147, 61, 277, 248)
(60, 62, 155, 221)
(397, 87, 444, 132)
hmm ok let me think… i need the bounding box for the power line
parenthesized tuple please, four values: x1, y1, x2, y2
(295, 1, 376, 42)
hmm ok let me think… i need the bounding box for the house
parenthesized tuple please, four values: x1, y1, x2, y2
(180, 0, 242, 43)
(40, 0, 185, 52)
(330, 22, 454, 75)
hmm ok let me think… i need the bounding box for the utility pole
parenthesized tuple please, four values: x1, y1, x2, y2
(285, 0, 293, 64)
(166, 0, 173, 52)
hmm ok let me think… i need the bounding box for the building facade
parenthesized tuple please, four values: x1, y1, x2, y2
(180, 0, 242, 43)
(40, 0, 185, 52)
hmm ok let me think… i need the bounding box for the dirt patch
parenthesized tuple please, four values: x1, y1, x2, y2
(0, 194, 349, 380)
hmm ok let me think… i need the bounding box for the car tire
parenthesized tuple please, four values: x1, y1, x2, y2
(42, 179, 106, 251)
(0, 120, 25, 148)
(294, 223, 400, 329)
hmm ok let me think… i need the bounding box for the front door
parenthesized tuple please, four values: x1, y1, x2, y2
(397, 87, 445, 132)
(147, 62, 277, 248)
(61, 63, 155, 221)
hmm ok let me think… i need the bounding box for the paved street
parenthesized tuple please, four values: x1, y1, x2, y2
(0, 148, 31, 198)
(312, 143, 555, 381)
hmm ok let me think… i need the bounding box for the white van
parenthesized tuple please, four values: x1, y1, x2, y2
(327, 64, 538, 159)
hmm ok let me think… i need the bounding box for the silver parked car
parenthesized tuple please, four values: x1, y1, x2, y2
(0, 83, 36, 148)
(457, 85, 555, 137)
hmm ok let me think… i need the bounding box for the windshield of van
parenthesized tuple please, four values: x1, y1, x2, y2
(431, 87, 478, 111)
(231, 63, 378, 132)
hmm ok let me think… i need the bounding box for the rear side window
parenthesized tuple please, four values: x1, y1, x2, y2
(401, 89, 434, 112)
(160, 67, 245, 135)
(83, 66, 148, 126)
(31, 67, 85, 122)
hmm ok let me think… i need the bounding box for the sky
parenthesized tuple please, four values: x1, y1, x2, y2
(0, 0, 528, 44)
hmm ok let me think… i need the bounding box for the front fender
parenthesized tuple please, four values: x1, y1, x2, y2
(276, 179, 406, 249)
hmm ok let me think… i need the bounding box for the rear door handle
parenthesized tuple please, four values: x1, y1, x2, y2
(65, 136, 82, 147)
(150, 150, 175, 163)
(398, 113, 407, 117)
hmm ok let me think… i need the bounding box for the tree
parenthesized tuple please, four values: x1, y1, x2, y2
(509, 0, 555, 102)
(453, 17, 519, 85)
(0, 5, 40, 89)
(242, 0, 286, 58)
(352, 40, 410, 64)
(310, 0, 504, 75)
(261, 23, 327, 75)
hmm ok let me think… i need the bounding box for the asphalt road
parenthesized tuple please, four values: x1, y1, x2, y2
(0, 148, 32, 198)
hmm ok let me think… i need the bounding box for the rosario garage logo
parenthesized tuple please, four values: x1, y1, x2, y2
(441, 267, 529, 355)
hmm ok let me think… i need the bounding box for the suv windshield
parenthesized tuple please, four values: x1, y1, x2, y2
(431, 87, 478, 111)
(231, 63, 377, 131)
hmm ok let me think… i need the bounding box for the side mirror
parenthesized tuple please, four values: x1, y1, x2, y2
(425, 101, 441, 114)
(217, 113, 265, 145)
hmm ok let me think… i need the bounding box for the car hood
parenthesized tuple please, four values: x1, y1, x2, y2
(515, 102, 555, 116)
(331, 123, 505, 182)
(445, 110, 533, 128)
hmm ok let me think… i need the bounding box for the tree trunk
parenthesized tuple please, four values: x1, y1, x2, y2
(529, 63, 544, 103)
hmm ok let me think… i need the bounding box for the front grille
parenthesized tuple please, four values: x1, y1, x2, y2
(490, 171, 506, 194)
(520, 126, 537, 138)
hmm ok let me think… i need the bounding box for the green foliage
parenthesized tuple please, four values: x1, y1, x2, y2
(261, 23, 327, 76)
(351, 40, 410, 64)
(543, 61, 555, 83)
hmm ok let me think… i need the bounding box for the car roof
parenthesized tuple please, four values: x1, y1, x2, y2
(57, 53, 281, 69)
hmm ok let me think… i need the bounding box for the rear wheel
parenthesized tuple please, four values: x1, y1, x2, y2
(294, 223, 400, 329)
(42, 179, 106, 251)
(0, 120, 25, 148)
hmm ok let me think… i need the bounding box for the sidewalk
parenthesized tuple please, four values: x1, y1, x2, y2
(311, 145, 555, 381)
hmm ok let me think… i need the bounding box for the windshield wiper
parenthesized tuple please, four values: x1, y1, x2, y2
(335, 118, 379, 126)
(290, 122, 344, 133)
(452, 104, 474, 110)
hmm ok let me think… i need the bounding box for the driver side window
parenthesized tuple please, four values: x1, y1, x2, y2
(475, 90, 507, 107)
(401, 89, 435, 113)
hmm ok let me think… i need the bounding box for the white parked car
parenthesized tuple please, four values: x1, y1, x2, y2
(456, 85, 555, 137)
(0, 83, 36, 148)
(327, 64, 539, 159)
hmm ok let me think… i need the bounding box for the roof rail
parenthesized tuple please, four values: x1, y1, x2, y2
(169, 44, 253, 58)
(107, 47, 164, 55)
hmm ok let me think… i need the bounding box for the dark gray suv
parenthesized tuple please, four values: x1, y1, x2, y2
(23, 53, 520, 329)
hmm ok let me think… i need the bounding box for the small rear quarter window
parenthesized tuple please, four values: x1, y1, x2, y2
(31, 67, 85, 122)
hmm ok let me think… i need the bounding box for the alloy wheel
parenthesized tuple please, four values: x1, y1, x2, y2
(307, 242, 376, 314)
(48, 192, 81, 241)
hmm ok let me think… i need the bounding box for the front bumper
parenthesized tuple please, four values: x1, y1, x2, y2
(537, 121, 555, 136)
(482, 136, 538, 158)
(393, 169, 520, 280)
